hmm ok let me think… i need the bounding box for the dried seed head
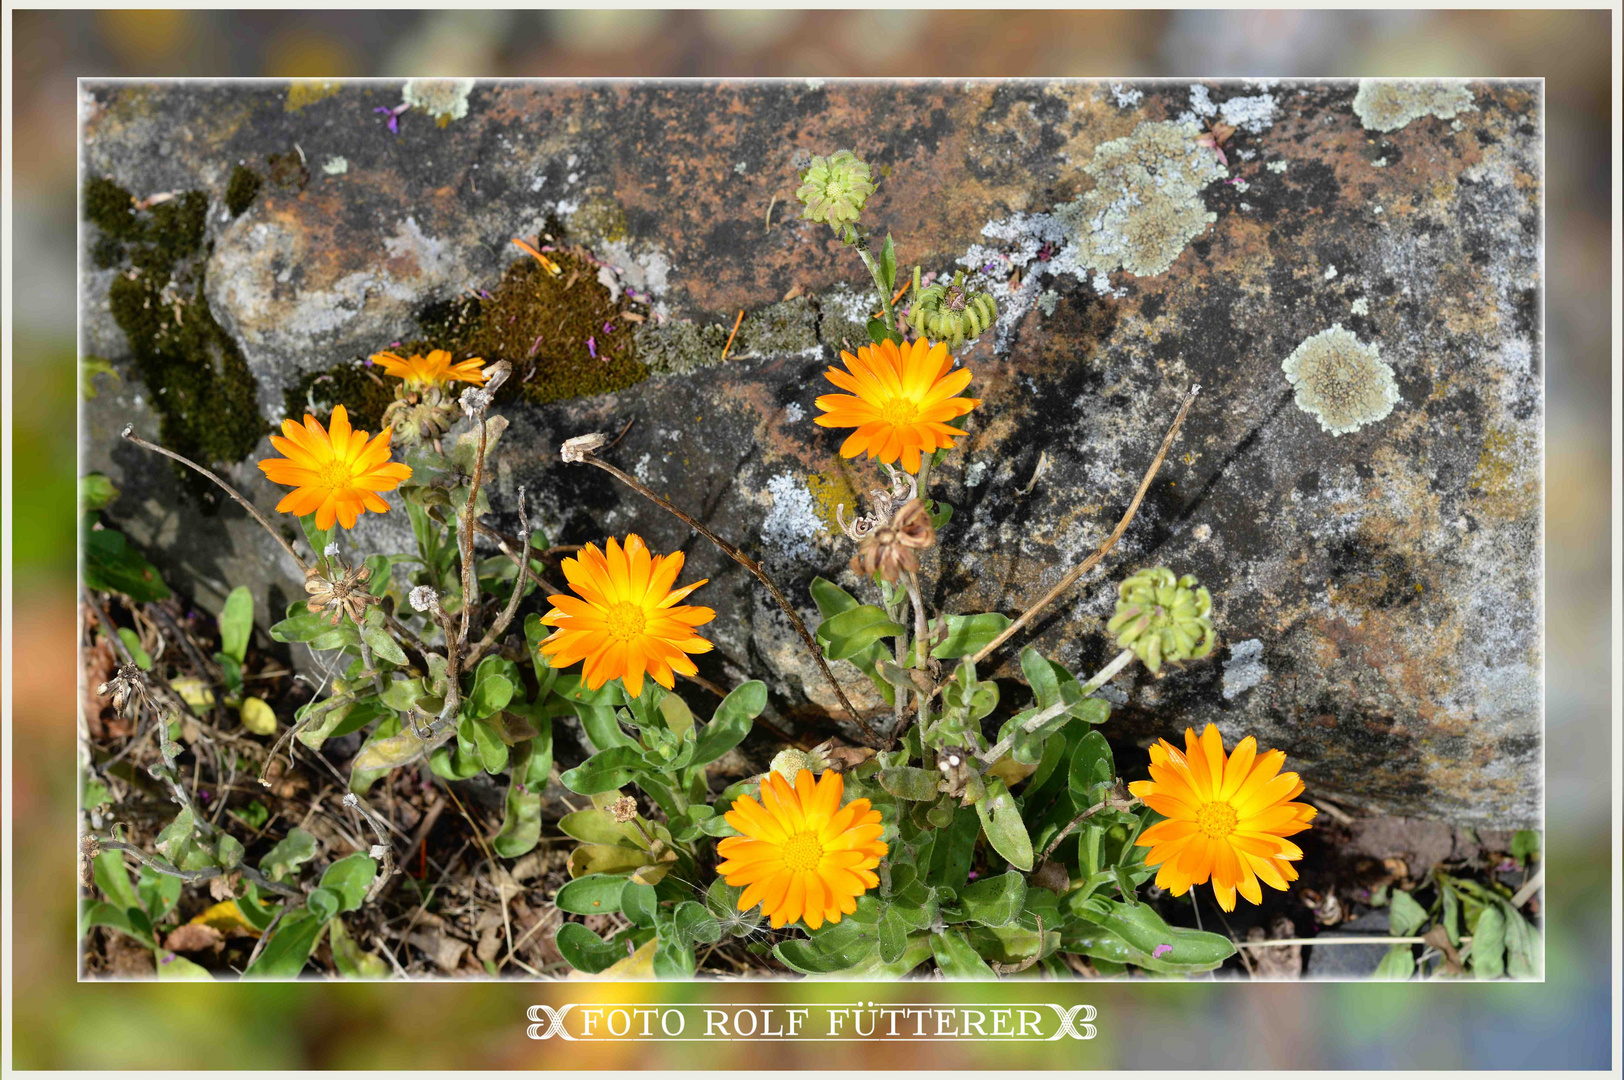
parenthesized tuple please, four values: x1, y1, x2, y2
(458, 386, 493, 415)
(609, 795, 640, 823)
(851, 498, 935, 583)
(97, 663, 147, 716)
(409, 585, 440, 613)
(560, 432, 608, 463)
(303, 557, 381, 626)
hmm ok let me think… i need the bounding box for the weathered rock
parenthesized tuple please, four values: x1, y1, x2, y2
(79, 79, 1542, 826)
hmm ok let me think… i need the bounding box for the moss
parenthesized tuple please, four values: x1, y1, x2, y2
(462, 251, 649, 404)
(88, 179, 268, 507)
(285, 79, 342, 113)
(83, 176, 140, 240)
(282, 361, 398, 434)
(225, 166, 262, 217)
(568, 196, 630, 244)
(265, 151, 309, 192)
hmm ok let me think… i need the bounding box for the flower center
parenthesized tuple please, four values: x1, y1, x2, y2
(877, 397, 920, 427)
(781, 832, 824, 872)
(824, 179, 845, 199)
(317, 458, 356, 490)
(604, 601, 647, 642)
(1195, 801, 1239, 839)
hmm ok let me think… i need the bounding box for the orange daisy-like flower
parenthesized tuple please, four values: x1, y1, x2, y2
(813, 337, 981, 474)
(537, 534, 715, 698)
(1128, 724, 1317, 912)
(257, 405, 412, 530)
(717, 769, 888, 930)
(370, 348, 488, 390)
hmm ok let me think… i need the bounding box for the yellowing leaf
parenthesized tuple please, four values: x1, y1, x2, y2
(172, 677, 215, 711)
(188, 899, 262, 938)
(570, 937, 656, 980)
(240, 697, 277, 735)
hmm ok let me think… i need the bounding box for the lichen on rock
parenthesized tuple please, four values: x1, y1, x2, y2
(1281, 324, 1400, 436)
(1072, 120, 1226, 278)
(402, 78, 476, 126)
(1352, 80, 1475, 133)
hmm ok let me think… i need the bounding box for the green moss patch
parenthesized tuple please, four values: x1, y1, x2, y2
(225, 165, 262, 217)
(281, 361, 398, 435)
(86, 176, 269, 508)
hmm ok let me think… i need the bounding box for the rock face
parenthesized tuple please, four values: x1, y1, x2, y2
(79, 79, 1543, 827)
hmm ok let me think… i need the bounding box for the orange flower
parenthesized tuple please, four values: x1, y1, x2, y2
(717, 769, 887, 930)
(1128, 725, 1317, 912)
(257, 405, 412, 530)
(537, 535, 714, 698)
(370, 348, 488, 390)
(813, 337, 981, 473)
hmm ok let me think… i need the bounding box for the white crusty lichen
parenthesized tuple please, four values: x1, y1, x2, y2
(1352, 80, 1475, 133)
(403, 78, 476, 124)
(1072, 120, 1227, 278)
(1282, 324, 1400, 437)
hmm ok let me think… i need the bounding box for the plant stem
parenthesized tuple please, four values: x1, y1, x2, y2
(573, 451, 879, 746)
(466, 486, 531, 670)
(93, 837, 304, 900)
(1040, 795, 1138, 864)
(969, 385, 1199, 667)
(977, 649, 1135, 770)
(120, 426, 309, 573)
(457, 415, 489, 646)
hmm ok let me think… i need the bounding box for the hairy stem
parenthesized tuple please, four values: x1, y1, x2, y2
(457, 415, 490, 645)
(92, 837, 304, 901)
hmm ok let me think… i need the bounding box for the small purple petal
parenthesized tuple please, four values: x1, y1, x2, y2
(160, 953, 176, 964)
(587, 336, 597, 359)
(1152, 943, 1173, 959)
(603, 321, 615, 333)
(966, 871, 979, 881)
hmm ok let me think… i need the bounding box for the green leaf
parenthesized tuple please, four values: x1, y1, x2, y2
(557, 808, 643, 847)
(818, 605, 906, 661)
(879, 767, 941, 802)
(318, 854, 378, 912)
(809, 576, 863, 617)
(930, 929, 996, 980)
(330, 917, 389, 979)
(259, 827, 319, 884)
(878, 233, 898, 292)
(672, 900, 723, 946)
(215, 833, 244, 871)
(298, 514, 333, 563)
(975, 778, 1034, 871)
(931, 613, 1011, 660)
(1071, 896, 1235, 973)
(554, 922, 626, 974)
(81, 356, 120, 400)
(930, 804, 981, 888)
(1470, 905, 1506, 979)
(154, 807, 197, 869)
(269, 606, 360, 650)
(1067, 731, 1115, 808)
(561, 747, 645, 795)
(690, 680, 766, 767)
(1388, 889, 1428, 937)
(1374, 943, 1416, 981)
(361, 620, 408, 667)
(136, 865, 182, 922)
(555, 874, 628, 916)
(80, 899, 156, 949)
(865, 317, 896, 347)
(82, 517, 171, 602)
(460, 713, 509, 775)
(1510, 830, 1541, 867)
(79, 472, 120, 512)
(157, 952, 214, 980)
(229, 800, 269, 831)
(219, 586, 254, 663)
(116, 628, 152, 670)
(307, 886, 340, 923)
(620, 881, 659, 928)
(1500, 901, 1541, 979)
(244, 908, 329, 977)
(492, 741, 547, 858)
(240, 697, 277, 736)
(951, 870, 1027, 928)
(467, 656, 515, 718)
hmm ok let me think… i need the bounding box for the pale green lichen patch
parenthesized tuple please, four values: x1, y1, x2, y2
(1072, 120, 1226, 278)
(1282, 324, 1400, 437)
(1352, 80, 1475, 133)
(403, 78, 476, 126)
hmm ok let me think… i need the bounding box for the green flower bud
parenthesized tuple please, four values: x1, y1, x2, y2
(795, 149, 875, 234)
(1108, 567, 1216, 674)
(909, 269, 998, 349)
